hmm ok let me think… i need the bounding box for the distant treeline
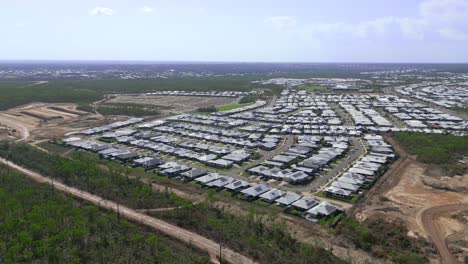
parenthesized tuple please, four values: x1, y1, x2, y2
(96, 103, 160, 116)
(0, 77, 282, 110)
(0, 169, 209, 263)
(0, 81, 102, 110)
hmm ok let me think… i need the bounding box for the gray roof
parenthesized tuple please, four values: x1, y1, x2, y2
(276, 191, 302, 206)
(180, 169, 207, 179)
(291, 197, 320, 210)
(206, 176, 235, 187)
(259, 188, 286, 201)
(241, 184, 270, 197)
(195, 173, 221, 184)
(224, 180, 250, 190)
(306, 202, 340, 217)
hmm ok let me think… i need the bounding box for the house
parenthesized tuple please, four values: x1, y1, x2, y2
(285, 171, 311, 184)
(248, 165, 270, 176)
(272, 154, 296, 164)
(270, 168, 294, 180)
(197, 154, 218, 162)
(206, 176, 235, 188)
(195, 173, 222, 185)
(331, 181, 360, 192)
(180, 169, 207, 180)
(305, 202, 341, 221)
(115, 152, 139, 161)
(207, 159, 234, 168)
(276, 192, 302, 207)
(224, 180, 250, 192)
(337, 175, 364, 185)
(222, 150, 250, 163)
(158, 162, 180, 170)
(133, 157, 165, 169)
(241, 184, 270, 199)
(259, 188, 286, 203)
(160, 164, 191, 177)
(291, 197, 320, 211)
(324, 186, 352, 199)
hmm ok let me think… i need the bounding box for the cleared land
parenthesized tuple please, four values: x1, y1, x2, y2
(0, 103, 105, 141)
(354, 136, 468, 264)
(103, 94, 236, 117)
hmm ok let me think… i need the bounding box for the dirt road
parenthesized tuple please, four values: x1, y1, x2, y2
(0, 157, 257, 264)
(0, 114, 30, 141)
(421, 204, 468, 264)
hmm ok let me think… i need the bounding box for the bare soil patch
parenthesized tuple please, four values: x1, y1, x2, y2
(0, 103, 106, 141)
(104, 94, 235, 117)
(354, 136, 468, 263)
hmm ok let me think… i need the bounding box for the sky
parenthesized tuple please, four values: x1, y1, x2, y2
(1, 0, 468, 63)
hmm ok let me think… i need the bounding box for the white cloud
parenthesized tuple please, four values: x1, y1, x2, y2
(264, 16, 297, 30)
(438, 27, 468, 40)
(140, 6, 154, 13)
(89, 7, 115, 16)
(396, 18, 427, 40)
(266, 0, 468, 41)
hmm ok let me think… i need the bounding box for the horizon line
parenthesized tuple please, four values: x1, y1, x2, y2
(0, 59, 468, 65)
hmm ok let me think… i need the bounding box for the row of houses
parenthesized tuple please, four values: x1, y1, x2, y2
(126, 139, 251, 168)
(339, 102, 392, 127)
(64, 138, 141, 161)
(247, 137, 348, 185)
(324, 134, 394, 199)
(149, 160, 342, 220)
(78, 118, 143, 135)
(152, 122, 281, 149)
(167, 114, 248, 128)
(395, 82, 468, 109)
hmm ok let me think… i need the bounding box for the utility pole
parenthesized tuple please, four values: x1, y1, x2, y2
(219, 243, 222, 263)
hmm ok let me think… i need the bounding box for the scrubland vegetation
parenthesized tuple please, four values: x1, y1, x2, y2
(337, 217, 430, 264)
(154, 203, 348, 264)
(0, 142, 186, 209)
(96, 103, 160, 116)
(0, 141, 347, 264)
(0, 78, 280, 110)
(394, 132, 467, 175)
(0, 169, 209, 263)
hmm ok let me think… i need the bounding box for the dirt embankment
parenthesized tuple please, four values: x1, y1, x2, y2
(103, 94, 236, 117)
(0, 103, 106, 142)
(354, 135, 468, 264)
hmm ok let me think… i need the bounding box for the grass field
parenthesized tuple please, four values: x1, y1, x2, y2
(216, 101, 255, 111)
(298, 85, 329, 92)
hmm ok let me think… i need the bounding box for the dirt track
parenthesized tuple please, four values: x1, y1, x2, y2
(421, 204, 468, 264)
(0, 157, 257, 264)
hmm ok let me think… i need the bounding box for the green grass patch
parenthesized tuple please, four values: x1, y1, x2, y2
(297, 85, 329, 92)
(318, 213, 344, 227)
(216, 101, 255, 111)
(394, 132, 467, 176)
